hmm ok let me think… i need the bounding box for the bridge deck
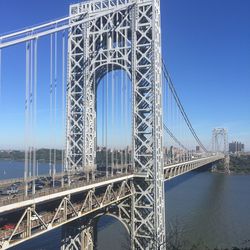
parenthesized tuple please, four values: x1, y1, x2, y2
(0, 156, 224, 212)
(0, 173, 134, 214)
(0, 155, 224, 249)
(164, 155, 224, 180)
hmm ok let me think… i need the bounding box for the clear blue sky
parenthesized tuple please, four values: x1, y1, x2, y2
(0, 0, 249, 150)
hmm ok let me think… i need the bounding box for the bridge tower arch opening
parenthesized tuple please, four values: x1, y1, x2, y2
(95, 67, 132, 176)
(65, 0, 166, 249)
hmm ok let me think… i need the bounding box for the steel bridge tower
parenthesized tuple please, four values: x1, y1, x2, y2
(212, 128, 230, 173)
(65, 0, 166, 249)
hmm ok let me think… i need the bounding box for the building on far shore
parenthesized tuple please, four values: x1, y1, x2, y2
(229, 141, 244, 154)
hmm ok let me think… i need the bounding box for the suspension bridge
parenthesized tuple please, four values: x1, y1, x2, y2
(0, 0, 228, 249)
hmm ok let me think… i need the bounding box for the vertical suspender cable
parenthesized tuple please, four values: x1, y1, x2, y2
(111, 61, 114, 176)
(29, 40, 33, 180)
(166, 77, 169, 163)
(162, 75, 164, 164)
(124, 70, 127, 173)
(121, 68, 124, 172)
(102, 72, 105, 154)
(177, 103, 179, 162)
(116, 72, 119, 170)
(126, 66, 129, 170)
(125, 66, 128, 169)
(29, 39, 31, 182)
(49, 34, 53, 177)
(166, 76, 169, 163)
(105, 63, 108, 177)
(163, 76, 166, 164)
(167, 79, 170, 163)
(124, 70, 126, 169)
(176, 97, 179, 162)
(167, 77, 170, 163)
(32, 38, 38, 195)
(119, 70, 125, 172)
(33, 39, 37, 175)
(110, 63, 113, 176)
(30, 39, 35, 194)
(171, 84, 174, 163)
(115, 70, 118, 137)
(174, 91, 177, 162)
(123, 70, 126, 172)
(179, 105, 182, 161)
(114, 69, 117, 170)
(168, 78, 170, 163)
(110, 64, 113, 176)
(0, 51, 1, 102)
(53, 31, 58, 183)
(170, 82, 173, 163)
(101, 69, 105, 169)
(62, 31, 66, 186)
(92, 50, 96, 181)
(121, 68, 123, 132)
(24, 42, 30, 196)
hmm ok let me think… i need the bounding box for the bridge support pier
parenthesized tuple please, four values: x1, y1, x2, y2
(66, 0, 166, 248)
(80, 227, 95, 250)
(211, 163, 217, 172)
(61, 221, 96, 250)
(224, 155, 230, 174)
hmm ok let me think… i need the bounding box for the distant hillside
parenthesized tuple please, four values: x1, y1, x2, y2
(0, 149, 131, 165)
(0, 149, 63, 162)
(229, 155, 250, 173)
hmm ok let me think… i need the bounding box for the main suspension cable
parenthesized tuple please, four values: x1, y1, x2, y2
(162, 60, 208, 153)
(163, 124, 188, 152)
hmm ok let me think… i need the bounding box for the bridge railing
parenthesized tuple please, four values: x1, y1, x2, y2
(0, 172, 133, 208)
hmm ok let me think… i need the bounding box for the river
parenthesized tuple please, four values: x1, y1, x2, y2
(0, 161, 249, 249)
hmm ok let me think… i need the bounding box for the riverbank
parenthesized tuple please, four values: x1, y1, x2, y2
(0, 149, 63, 163)
(229, 155, 250, 173)
(212, 155, 250, 174)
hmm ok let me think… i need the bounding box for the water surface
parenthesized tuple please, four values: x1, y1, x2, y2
(1, 161, 248, 249)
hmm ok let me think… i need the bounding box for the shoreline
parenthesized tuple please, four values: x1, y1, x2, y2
(0, 159, 62, 164)
(211, 170, 250, 176)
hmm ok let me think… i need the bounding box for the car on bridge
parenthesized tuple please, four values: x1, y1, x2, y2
(1, 223, 16, 230)
(1, 185, 19, 195)
(35, 184, 44, 190)
(49, 180, 61, 187)
(31, 214, 43, 221)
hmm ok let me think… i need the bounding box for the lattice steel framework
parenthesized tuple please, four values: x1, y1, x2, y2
(212, 128, 230, 173)
(212, 128, 228, 154)
(66, 0, 165, 248)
